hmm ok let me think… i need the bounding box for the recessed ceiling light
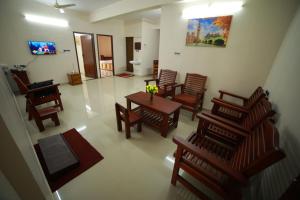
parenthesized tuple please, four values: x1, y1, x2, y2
(24, 14, 69, 27)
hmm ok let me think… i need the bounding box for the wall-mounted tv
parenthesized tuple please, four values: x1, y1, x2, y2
(28, 40, 56, 55)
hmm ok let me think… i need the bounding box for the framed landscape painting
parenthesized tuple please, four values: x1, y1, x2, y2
(186, 15, 233, 47)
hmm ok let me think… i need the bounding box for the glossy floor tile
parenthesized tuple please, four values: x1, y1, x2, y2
(16, 76, 220, 200)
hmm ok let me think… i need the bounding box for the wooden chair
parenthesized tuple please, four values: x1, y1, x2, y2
(171, 115, 285, 200)
(145, 69, 177, 98)
(115, 103, 142, 139)
(12, 75, 63, 115)
(202, 96, 275, 146)
(152, 60, 159, 79)
(211, 87, 265, 122)
(172, 73, 207, 120)
(28, 101, 60, 132)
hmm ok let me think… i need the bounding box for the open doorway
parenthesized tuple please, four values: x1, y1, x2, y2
(96, 34, 114, 77)
(73, 32, 97, 81)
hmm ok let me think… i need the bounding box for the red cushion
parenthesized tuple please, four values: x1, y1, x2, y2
(173, 93, 197, 107)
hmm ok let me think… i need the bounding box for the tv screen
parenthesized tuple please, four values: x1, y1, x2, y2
(28, 40, 56, 55)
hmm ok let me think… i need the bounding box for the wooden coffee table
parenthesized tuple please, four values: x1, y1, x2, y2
(125, 91, 182, 137)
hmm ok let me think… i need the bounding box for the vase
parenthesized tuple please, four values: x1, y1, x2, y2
(150, 93, 154, 102)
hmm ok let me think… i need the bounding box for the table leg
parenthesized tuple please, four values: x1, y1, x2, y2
(126, 99, 131, 110)
(173, 108, 180, 128)
(160, 114, 169, 138)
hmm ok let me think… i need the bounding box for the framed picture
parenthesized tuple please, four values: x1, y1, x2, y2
(186, 15, 233, 47)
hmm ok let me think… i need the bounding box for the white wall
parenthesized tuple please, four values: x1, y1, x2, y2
(0, 66, 53, 200)
(141, 21, 160, 75)
(0, 0, 126, 83)
(124, 20, 160, 76)
(0, 170, 21, 200)
(245, 6, 300, 200)
(159, 0, 299, 108)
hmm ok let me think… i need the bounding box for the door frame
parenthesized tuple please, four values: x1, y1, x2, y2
(72, 31, 98, 78)
(96, 34, 115, 77)
(125, 37, 134, 72)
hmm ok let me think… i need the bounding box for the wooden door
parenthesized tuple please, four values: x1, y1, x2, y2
(80, 35, 97, 78)
(126, 37, 134, 72)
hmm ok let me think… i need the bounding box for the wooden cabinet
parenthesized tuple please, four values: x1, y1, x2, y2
(67, 73, 82, 85)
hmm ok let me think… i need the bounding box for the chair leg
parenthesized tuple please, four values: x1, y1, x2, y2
(192, 110, 197, 121)
(171, 146, 184, 185)
(52, 113, 60, 126)
(137, 122, 142, 132)
(125, 123, 131, 139)
(35, 118, 45, 132)
(58, 97, 64, 111)
(116, 118, 122, 131)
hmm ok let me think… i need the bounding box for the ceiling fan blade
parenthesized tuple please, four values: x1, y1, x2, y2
(57, 4, 76, 8)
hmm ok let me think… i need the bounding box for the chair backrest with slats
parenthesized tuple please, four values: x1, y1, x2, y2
(115, 103, 129, 122)
(242, 97, 274, 130)
(183, 73, 207, 95)
(231, 119, 285, 177)
(12, 74, 28, 93)
(245, 87, 265, 108)
(158, 69, 177, 89)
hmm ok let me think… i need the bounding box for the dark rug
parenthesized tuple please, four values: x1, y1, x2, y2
(34, 128, 104, 192)
(116, 73, 134, 78)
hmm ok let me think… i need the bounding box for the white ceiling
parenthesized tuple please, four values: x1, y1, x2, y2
(34, 0, 122, 12)
(115, 8, 161, 23)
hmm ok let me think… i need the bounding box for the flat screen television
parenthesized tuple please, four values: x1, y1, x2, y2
(28, 40, 56, 55)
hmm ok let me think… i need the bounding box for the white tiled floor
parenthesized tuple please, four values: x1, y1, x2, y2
(16, 76, 220, 200)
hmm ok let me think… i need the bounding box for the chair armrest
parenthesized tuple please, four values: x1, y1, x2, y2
(219, 90, 248, 101)
(173, 136, 248, 185)
(196, 88, 207, 97)
(26, 79, 53, 87)
(213, 97, 245, 109)
(144, 78, 158, 85)
(172, 83, 184, 93)
(27, 84, 60, 93)
(197, 113, 249, 137)
(201, 111, 250, 133)
(211, 98, 249, 114)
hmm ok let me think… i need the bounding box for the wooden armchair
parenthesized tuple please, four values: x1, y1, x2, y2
(115, 103, 142, 139)
(144, 69, 177, 98)
(171, 116, 285, 200)
(172, 73, 207, 120)
(202, 96, 275, 146)
(13, 75, 63, 115)
(28, 100, 60, 132)
(211, 87, 265, 122)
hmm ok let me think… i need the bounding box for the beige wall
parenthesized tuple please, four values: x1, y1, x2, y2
(159, 0, 299, 108)
(0, 0, 126, 83)
(98, 35, 112, 58)
(247, 6, 300, 199)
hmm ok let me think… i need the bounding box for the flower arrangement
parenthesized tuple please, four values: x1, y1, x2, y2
(146, 84, 158, 101)
(146, 84, 158, 94)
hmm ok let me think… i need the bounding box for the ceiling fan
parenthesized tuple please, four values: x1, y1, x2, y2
(54, 0, 76, 13)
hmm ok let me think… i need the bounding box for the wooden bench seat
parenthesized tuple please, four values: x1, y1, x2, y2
(171, 117, 285, 200)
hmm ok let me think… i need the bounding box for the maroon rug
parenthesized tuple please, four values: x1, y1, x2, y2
(34, 128, 104, 192)
(116, 73, 134, 78)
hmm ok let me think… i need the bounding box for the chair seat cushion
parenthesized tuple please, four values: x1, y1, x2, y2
(173, 93, 197, 107)
(121, 111, 142, 124)
(217, 106, 243, 121)
(38, 106, 59, 117)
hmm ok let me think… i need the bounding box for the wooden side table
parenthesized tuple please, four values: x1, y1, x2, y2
(67, 73, 82, 85)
